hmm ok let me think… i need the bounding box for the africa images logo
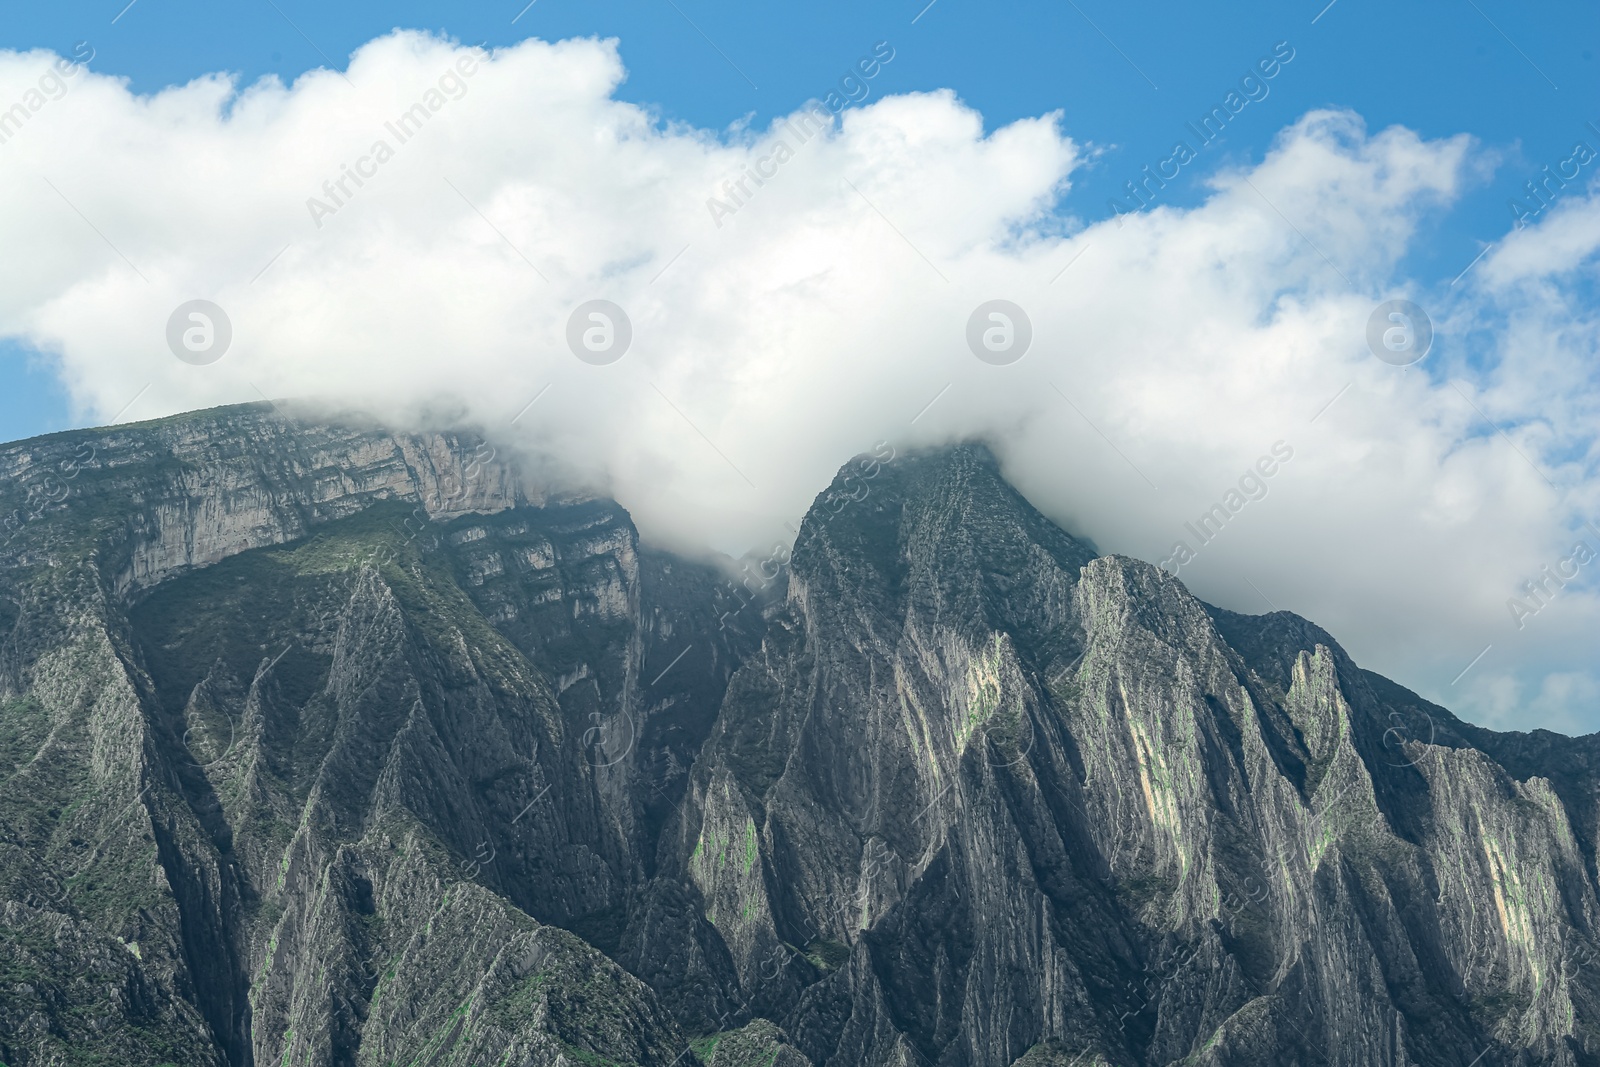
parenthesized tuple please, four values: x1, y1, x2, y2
(304, 48, 488, 229)
(0, 41, 95, 149)
(704, 41, 896, 228)
(1159, 441, 1294, 576)
(1107, 40, 1295, 222)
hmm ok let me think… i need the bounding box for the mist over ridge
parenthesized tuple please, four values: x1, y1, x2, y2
(0, 29, 1597, 734)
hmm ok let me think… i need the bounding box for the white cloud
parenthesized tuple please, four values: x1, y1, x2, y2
(1, 31, 1598, 732)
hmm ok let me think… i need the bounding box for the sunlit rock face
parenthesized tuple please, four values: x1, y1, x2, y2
(1, 404, 1597, 1067)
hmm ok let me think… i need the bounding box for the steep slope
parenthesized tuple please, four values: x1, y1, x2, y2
(3, 407, 1600, 1067)
(666, 445, 1600, 1067)
(0, 406, 757, 1067)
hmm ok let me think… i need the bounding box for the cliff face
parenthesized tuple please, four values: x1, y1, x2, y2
(2, 405, 1599, 1067)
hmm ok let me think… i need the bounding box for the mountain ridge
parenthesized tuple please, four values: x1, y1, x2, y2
(2, 404, 1599, 1066)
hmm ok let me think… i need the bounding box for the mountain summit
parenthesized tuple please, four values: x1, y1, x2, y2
(1, 405, 1597, 1067)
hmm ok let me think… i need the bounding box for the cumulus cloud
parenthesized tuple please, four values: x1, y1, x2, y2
(0, 31, 1597, 731)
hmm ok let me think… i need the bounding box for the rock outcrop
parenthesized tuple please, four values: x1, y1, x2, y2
(2, 404, 1598, 1066)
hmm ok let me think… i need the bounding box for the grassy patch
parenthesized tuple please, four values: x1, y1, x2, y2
(803, 938, 850, 971)
(0, 697, 48, 781)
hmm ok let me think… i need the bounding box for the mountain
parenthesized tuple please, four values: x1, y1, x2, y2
(1, 403, 1598, 1067)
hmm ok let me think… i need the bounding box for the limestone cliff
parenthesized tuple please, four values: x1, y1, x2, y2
(1, 405, 1597, 1067)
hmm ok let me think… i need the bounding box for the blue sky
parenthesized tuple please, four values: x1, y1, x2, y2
(2, 0, 1597, 441)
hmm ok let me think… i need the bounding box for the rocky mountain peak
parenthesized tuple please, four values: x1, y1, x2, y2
(3, 410, 1600, 1067)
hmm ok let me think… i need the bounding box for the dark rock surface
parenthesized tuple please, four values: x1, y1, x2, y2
(1, 403, 1597, 1066)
